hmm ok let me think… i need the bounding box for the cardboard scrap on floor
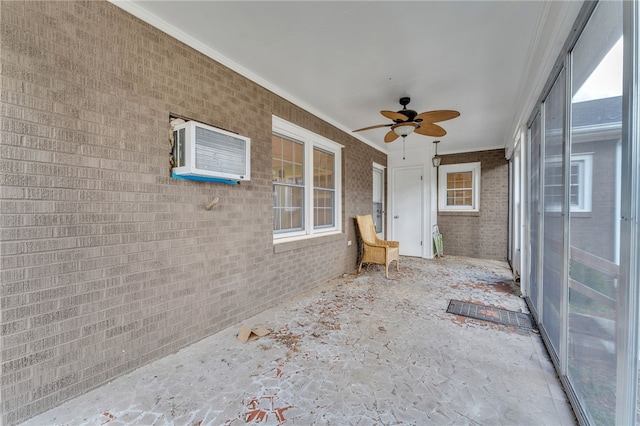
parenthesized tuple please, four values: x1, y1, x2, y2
(237, 326, 270, 343)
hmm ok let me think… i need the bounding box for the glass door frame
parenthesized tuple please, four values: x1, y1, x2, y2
(373, 162, 386, 239)
(616, 0, 640, 423)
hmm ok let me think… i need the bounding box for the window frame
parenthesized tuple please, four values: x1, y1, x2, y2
(438, 162, 481, 212)
(544, 154, 593, 213)
(272, 116, 343, 242)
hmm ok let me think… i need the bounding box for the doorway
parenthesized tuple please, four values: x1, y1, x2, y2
(391, 167, 423, 257)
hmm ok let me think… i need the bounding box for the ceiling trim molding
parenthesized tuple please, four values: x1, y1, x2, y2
(506, 0, 585, 149)
(505, 0, 553, 150)
(106, 0, 387, 154)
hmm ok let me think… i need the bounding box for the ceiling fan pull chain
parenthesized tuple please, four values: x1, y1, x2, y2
(403, 138, 406, 160)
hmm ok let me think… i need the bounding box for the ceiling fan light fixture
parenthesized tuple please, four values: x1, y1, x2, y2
(392, 122, 418, 138)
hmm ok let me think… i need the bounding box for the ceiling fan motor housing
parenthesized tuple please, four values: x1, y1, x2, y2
(397, 97, 418, 122)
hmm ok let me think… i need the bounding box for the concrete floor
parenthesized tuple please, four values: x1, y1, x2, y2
(20, 256, 576, 425)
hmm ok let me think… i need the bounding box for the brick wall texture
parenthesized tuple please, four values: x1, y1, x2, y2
(437, 149, 508, 260)
(0, 1, 386, 423)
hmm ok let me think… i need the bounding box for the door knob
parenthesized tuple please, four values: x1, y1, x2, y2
(394, 215, 399, 219)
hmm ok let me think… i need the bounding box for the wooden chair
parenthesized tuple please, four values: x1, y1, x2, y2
(355, 214, 400, 279)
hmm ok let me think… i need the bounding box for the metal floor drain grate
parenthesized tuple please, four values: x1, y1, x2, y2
(446, 299, 536, 331)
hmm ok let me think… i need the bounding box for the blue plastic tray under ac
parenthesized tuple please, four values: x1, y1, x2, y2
(171, 172, 239, 185)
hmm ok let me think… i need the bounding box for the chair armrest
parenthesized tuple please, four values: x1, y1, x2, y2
(371, 235, 399, 248)
(363, 241, 386, 249)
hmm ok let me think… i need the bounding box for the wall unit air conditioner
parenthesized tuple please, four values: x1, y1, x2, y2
(172, 120, 250, 182)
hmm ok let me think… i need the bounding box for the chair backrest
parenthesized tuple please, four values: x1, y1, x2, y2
(356, 214, 377, 244)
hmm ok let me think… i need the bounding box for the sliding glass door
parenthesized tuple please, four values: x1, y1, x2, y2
(528, 114, 541, 319)
(567, 2, 623, 423)
(524, 0, 639, 423)
(542, 71, 566, 356)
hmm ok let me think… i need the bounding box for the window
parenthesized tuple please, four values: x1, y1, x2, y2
(544, 154, 592, 212)
(313, 148, 335, 228)
(438, 162, 481, 212)
(272, 116, 342, 240)
(272, 135, 304, 232)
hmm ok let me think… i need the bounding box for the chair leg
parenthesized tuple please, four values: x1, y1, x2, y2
(358, 261, 363, 274)
(385, 264, 389, 279)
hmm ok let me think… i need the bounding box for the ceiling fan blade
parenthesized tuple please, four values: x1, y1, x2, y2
(381, 110, 409, 122)
(415, 110, 460, 123)
(352, 123, 393, 132)
(384, 130, 400, 143)
(415, 123, 447, 137)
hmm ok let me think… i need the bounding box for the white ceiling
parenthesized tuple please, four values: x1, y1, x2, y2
(111, 1, 583, 155)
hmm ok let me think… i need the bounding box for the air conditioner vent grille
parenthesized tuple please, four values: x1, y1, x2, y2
(195, 127, 247, 176)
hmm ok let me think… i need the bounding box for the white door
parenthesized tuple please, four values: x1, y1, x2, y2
(392, 167, 423, 256)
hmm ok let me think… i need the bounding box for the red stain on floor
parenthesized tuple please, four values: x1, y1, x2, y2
(460, 298, 509, 311)
(100, 411, 115, 425)
(274, 406, 293, 422)
(460, 281, 517, 295)
(244, 394, 294, 424)
(478, 309, 500, 318)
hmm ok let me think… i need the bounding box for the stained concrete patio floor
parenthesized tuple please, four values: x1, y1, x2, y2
(20, 256, 576, 425)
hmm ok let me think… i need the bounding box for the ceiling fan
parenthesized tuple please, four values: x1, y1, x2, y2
(353, 97, 460, 143)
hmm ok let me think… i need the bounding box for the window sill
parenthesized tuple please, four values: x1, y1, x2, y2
(570, 212, 592, 219)
(438, 211, 481, 217)
(273, 231, 343, 254)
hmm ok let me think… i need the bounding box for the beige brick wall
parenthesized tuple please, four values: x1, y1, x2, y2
(437, 149, 508, 260)
(0, 1, 386, 424)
